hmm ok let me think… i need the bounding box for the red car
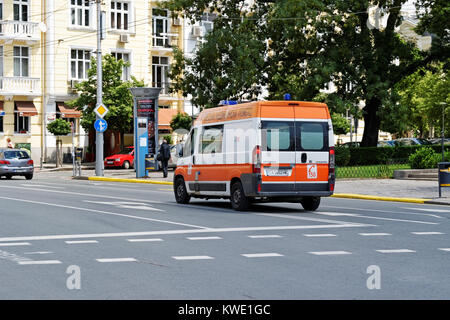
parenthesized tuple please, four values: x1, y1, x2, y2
(104, 146, 134, 169)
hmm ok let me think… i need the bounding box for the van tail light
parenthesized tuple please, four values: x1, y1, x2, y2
(252, 145, 261, 174)
(329, 146, 335, 174)
(27, 160, 34, 165)
(0, 160, 10, 165)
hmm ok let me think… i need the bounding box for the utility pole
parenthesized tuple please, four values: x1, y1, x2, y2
(95, 0, 104, 176)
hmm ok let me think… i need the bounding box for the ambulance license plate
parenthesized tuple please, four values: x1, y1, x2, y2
(264, 168, 291, 176)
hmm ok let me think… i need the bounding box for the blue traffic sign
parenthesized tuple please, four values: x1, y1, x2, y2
(94, 119, 108, 133)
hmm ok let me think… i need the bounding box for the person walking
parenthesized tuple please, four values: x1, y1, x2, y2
(6, 138, 13, 148)
(158, 139, 171, 178)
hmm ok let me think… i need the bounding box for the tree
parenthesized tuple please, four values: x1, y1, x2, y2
(47, 118, 72, 167)
(67, 54, 144, 150)
(170, 112, 192, 131)
(165, 0, 448, 146)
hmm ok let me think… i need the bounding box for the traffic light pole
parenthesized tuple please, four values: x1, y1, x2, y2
(95, 0, 104, 176)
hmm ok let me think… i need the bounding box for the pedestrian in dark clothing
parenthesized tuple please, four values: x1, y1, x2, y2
(159, 139, 171, 178)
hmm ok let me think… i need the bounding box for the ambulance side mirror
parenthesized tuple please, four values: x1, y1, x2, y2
(178, 149, 183, 157)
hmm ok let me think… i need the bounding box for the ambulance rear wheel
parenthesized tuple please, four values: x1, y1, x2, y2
(301, 197, 321, 211)
(230, 181, 249, 211)
(174, 177, 190, 204)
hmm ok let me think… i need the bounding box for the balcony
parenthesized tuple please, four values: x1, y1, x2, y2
(152, 33, 179, 52)
(0, 21, 40, 42)
(0, 77, 41, 96)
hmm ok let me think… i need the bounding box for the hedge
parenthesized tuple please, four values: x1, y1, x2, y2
(335, 144, 450, 166)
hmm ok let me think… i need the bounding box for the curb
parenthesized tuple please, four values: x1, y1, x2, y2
(73, 176, 173, 185)
(332, 193, 430, 204)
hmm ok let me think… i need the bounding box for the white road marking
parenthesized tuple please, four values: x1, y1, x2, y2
(186, 236, 222, 240)
(322, 205, 443, 219)
(256, 213, 366, 226)
(83, 200, 163, 212)
(96, 258, 137, 263)
(411, 232, 444, 235)
(247, 235, 282, 239)
(0, 242, 31, 247)
(303, 234, 337, 237)
(358, 233, 391, 236)
(0, 195, 208, 229)
(0, 223, 370, 243)
(376, 249, 416, 253)
(438, 248, 450, 252)
(23, 251, 53, 255)
(241, 253, 283, 258)
(21, 184, 64, 189)
(315, 212, 359, 217)
(400, 207, 450, 213)
(18, 260, 62, 265)
(172, 256, 214, 260)
(65, 240, 99, 244)
(309, 251, 352, 255)
(126, 238, 163, 242)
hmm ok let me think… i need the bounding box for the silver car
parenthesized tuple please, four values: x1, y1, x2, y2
(0, 148, 34, 180)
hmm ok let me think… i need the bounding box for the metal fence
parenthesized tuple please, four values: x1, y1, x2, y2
(336, 163, 410, 179)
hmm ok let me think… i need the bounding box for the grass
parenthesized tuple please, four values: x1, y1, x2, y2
(336, 164, 411, 179)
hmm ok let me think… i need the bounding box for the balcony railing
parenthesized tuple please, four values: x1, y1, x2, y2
(152, 33, 179, 49)
(0, 20, 40, 41)
(0, 77, 41, 96)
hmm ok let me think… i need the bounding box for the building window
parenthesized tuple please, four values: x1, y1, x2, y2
(14, 112, 29, 134)
(152, 56, 169, 94)
(71, 49, 91, 80)
(111, 51, 130, 80)
(13, 46, 29, 77)
(14, 0, 28, 22)
(111, 1, 130, 31)
(152, 8, 169, 47)
(70, 0, 90, 27)
(56, 113, 77, 133)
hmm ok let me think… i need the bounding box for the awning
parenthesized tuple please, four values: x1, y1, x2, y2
(158, 108, 181, 130)
(15, 101, 38, 116)
(57, 102, 81, 118)
(0, 101, 4, 116)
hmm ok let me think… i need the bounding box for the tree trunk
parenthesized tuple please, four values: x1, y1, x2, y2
(360, 97, 382, 147)
(56, 139, 62, 168)
(120, 131, 125, 151)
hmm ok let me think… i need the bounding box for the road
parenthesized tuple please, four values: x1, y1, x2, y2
(0, 173, 449, 299)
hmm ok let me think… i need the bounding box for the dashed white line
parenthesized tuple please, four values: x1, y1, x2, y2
(303, 234, 336, 237)
(18, 260, 62, 265)
(96, 258, 137, 263)
(24, 251, 53, 255)
(358, 233, 391, 236)
(186, 236, 222, 240)
(172, 256, 214, 260)
(309, 251, 352, 255)
(376, 249, 416, 253)
(0, 242, 31, 247)
(411, 232, 444, 235)
(65, 240, 99, 244)
(241, 253, 284, 258)
(127, 238, 163, 242)
(247, 235, 282, 239)
(438, 248, 450, 252)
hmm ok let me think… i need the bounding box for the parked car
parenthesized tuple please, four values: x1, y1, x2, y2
(428, 138, 450, 145)
(392, 138, 432, 146)
(0, 148, 34, 180)
(104, 146, 134, 169)
(377, 140, 395, 147)
(340, 142, 360, 148)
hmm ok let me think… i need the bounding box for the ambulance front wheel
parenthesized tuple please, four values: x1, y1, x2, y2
(301, 197, 321, 211)
(230, 181, 250, 211)
(174, 177, 191, 204)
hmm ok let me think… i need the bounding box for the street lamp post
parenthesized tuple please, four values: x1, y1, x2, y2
(440, 102, 447, 162)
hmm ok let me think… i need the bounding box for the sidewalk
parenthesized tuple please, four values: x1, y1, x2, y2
(35, 164, 450, 205)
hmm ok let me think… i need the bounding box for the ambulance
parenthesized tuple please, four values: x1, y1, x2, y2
(173, 99, 335, 211)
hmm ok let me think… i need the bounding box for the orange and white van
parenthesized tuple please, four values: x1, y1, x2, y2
(173, 100, 335, 211)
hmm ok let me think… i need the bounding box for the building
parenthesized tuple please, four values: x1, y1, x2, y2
(0, 0, 186, 165)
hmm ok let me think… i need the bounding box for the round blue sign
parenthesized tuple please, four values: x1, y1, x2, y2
(94, 119, 108, 133)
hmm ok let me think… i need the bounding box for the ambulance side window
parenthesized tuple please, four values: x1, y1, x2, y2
(200, 125, 223, 154)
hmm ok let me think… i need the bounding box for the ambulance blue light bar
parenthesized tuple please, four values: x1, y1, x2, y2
(219, 100, 238, 106)
(284, 93, 291, 100)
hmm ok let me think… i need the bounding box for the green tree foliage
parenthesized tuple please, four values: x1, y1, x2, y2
(46, 118, 72, 136)
(331, 113, 351, 135)
(67, 54, 144, 149)
(170, 112, 192, 131)
(165, 0, 448, 147)
(395, 63, 450, 137)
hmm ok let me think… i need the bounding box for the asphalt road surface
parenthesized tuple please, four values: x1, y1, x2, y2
(0, 174, 449, 299)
